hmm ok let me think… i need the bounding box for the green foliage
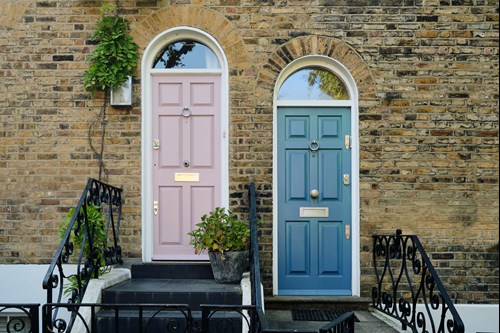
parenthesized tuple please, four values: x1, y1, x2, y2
(59, 204, 109, 297)
(83, 3, 139, 92)
(188, 207, 250, 255)
(59, 204, 107, 265)
(308, 68, 349, 100)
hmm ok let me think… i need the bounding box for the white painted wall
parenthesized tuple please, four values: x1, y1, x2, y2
(435, 304, 499, 333)
(374, 304, 500, 333)
(0, 265, 58, 304)
(0, 264, 76, 327)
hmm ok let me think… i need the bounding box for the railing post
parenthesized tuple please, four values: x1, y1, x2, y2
(201, 307, 210, 333)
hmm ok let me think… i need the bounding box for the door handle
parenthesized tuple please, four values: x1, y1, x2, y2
(345, 225, 350, 240)
(153, 201, 158, 216)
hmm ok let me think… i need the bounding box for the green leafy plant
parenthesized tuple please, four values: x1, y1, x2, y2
(58, 204, 109, 297)
(188, 207, 250, 255)
(83, 3, 139, 92)
(82, 3, 140, 182)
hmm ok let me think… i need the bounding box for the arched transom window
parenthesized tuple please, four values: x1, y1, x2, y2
(153, 39, 221, 69)
(278, 67, 349, 100)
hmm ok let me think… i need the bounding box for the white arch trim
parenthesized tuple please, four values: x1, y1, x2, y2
(272, 55, 361, 296)
(141, 26, 229, 262)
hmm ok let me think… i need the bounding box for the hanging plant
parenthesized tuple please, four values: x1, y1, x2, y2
(84, 3, 139, 92)
(83, 3, 139, 181)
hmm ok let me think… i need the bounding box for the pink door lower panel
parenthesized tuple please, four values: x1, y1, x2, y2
(152, 74, 221, 260)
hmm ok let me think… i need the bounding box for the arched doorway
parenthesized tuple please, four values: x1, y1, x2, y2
(141, 27, 229, 262)
(273, 56, 360, 296)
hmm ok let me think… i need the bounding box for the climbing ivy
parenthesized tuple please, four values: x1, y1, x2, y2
(83, 3, 139, 92)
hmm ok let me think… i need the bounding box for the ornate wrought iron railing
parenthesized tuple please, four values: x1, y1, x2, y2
(41, 303, 261, 333)
(372, 229, 465, 333)
(0, 304, 39, 333)
(42, 178, 123, 331)
(42, 303, 193, 333)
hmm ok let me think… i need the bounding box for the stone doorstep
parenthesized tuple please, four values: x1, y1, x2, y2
(264, 295, 373, 311)
(264, 309, 403, 333)
(72, 267, 131, 333)
(70, 269, 252, 333)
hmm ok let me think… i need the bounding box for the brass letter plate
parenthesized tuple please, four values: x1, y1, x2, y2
(175, 173, 200, 182)
(300, 207, 329, 218)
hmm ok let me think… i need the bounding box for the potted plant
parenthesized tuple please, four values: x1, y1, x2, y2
(188, 207, 250, 284)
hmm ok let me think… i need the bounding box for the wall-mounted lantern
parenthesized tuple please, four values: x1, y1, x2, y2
(110, 76, 133, 106)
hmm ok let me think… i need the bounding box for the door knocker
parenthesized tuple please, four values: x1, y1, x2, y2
(181, 106, 191, 118)
(309, 140, 320, 152)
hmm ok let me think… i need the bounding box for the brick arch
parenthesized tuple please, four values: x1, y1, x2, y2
(255, 35, 376, 106)
(130, 6, 249, 73)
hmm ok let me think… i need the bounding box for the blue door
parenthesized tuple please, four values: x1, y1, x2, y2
(278, 107, 352, 295)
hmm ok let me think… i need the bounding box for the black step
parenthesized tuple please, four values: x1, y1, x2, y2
(102, 278, 242, 310)
(131, 263, 214, 279)
(96, 308, 242, 333)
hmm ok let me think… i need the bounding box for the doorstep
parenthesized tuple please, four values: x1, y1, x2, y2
(264, 295, 372, 311)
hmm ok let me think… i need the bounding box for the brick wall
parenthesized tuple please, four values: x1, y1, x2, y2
(0, 0, 498, 303)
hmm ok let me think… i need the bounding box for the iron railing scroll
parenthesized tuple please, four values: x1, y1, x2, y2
(372, 229, 465, 333)
(41, 303, 194, 333)
(0, 304, 39, 333)
(42, 178, 123, 331)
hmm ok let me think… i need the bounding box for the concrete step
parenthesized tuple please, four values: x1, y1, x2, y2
(130, 262, 214, 279)
(264, 295, 372, 311)
(96, 263, 244, 332)
(96, 308, 242, 333)
(102, 278, 242, 310)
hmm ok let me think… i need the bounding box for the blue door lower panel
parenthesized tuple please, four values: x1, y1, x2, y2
(278, 107, 352, 296)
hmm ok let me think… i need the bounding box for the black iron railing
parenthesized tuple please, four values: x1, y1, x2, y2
(42, 178, 123, 331)
(372, 229, 465, 333)
(42, 303, 194, 333)
(248, 182, 269, 333)
(41, 303, 260, 333)
(318, 311, 356, 333)
(0, 304, 39, 333)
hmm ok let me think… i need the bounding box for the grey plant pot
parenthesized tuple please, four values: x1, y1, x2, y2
(208, 250, 249, 284)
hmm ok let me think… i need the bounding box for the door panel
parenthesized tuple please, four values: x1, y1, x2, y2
(286, 222, 310, 275)
(152, 74, 221, 260)
(278, 107, 351, 295)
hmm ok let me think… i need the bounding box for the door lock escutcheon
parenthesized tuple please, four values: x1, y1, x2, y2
(345, 225, 351, 240)
(153, 201, 158, 216)
(343, 174, 350, 186)
(345, 135, 351, 150)
(153, 139, 160, 150)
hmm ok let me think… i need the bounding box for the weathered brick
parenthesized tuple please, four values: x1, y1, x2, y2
(0, 0, 497, 304)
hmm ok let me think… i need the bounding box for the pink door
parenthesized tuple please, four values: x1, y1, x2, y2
(152, 74, 221, 260)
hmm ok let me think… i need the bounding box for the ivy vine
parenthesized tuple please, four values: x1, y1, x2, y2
(83, 3, 139, 182)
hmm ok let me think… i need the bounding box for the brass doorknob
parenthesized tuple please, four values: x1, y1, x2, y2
(310, 189, 320, 198)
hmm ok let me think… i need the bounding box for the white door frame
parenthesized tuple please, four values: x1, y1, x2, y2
(272, 56, 361, 296)
(141, 27, 229, 262)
